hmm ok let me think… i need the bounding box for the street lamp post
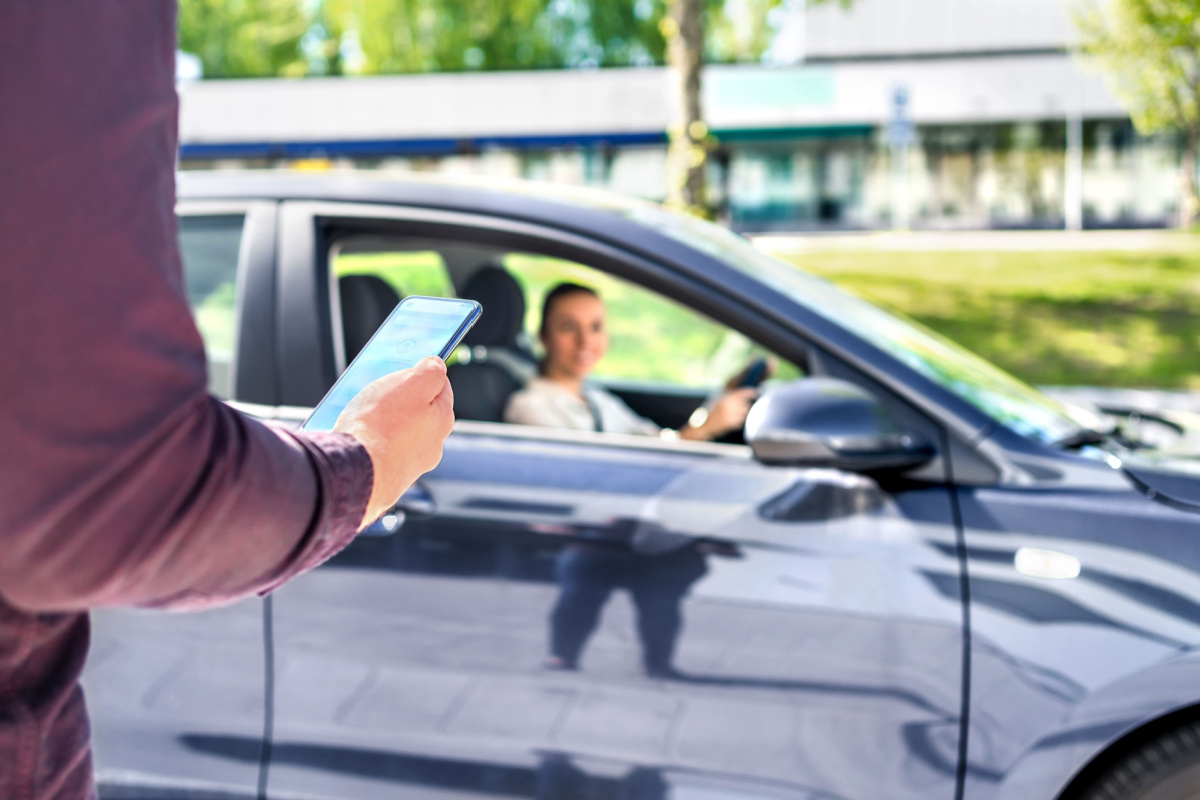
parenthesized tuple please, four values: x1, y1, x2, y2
(889, 85, 914, 231)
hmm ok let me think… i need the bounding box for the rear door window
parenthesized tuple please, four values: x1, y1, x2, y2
(178, 213, 245, 398)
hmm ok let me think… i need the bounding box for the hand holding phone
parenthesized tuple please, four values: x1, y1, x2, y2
(333, 357, 455, 527)
(302, 295, 481, 527)
(304, 296, 481, 432)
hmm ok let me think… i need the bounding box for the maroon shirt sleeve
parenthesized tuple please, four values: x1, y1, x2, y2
(0, 2, 373, 613)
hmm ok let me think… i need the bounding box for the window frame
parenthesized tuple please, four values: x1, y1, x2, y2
(289, 201, 814, 455)
(271, 200, 999, 484)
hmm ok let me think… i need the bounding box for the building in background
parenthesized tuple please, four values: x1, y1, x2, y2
(178, 0, 1182, 231)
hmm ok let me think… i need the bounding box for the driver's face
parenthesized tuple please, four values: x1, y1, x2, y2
(541, 293, 608, 382)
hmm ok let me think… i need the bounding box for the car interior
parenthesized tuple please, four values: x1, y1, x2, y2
(330, 233, 804, 443)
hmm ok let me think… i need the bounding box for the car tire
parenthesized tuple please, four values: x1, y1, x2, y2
(1082, 721, 1200, 800)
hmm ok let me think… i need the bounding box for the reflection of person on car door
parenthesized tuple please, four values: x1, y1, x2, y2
(503, 282, 757, 438)
(547, 519, 709, 678)
(504, 283, 752, 676)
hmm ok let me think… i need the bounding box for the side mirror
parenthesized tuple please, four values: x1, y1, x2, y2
(744, 378, 934, 473)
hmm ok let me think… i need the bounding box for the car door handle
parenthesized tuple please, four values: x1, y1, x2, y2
(361, 484, 436, 538)
(393, 483, 436, 517)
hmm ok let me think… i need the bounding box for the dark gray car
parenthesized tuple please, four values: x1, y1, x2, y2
(84, 172, 1200, 800)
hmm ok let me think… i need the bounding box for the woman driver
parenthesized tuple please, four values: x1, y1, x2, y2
(503, 282, 758, 439)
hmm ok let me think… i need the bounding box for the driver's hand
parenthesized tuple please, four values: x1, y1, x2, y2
(686, 387, 757, 440)
(333, 357, 455, 528)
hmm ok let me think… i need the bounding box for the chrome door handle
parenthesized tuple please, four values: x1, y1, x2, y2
(393, 483, 436, 517)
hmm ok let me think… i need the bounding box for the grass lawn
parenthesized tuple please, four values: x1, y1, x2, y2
(765, 247, 1200, 390)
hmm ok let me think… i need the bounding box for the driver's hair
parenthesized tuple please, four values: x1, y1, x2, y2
(538, 282, 599, 339)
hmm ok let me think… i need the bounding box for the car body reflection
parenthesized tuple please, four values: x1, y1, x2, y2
(262, 431, 967, 800)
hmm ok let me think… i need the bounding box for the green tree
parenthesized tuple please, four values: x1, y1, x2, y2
(319, 0, 666, 74)
(180, 0, 851, 214)
(661, 0, 851, 215)
(1074, 0, 1200, 228)
(179, 0, 312, 78)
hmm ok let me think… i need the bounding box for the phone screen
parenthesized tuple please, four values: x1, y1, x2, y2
(302, 296, 481, 432)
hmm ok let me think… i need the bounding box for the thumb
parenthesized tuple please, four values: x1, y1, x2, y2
(408, 357, 449, 399)
(416, 355, 447, 374)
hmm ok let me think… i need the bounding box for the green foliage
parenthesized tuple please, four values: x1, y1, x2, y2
(704, 0, 777, 64)
(323, 0, 667, 73)
(178, 0, 851, 78)
(1074, 0, 1200, 137)
(334, 250, 457, 297)
(771, 246, 1200, 390)
(178, 0, 312, 78)
(703, 0, 852, 63)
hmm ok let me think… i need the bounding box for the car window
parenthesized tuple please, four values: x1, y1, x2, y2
(319, 228, 801, 434)
(620, 203, 1099, 443)
(330, 247, 459, 368)
(333, 249, 455, 299)
(178, 214, 244, 398)
(504, 252, 802, 389)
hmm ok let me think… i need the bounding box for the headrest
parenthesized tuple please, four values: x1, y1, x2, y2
(460, 265, 526, 347)
(339, 274, 400, 361)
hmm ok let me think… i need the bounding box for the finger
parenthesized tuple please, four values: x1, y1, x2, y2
(438, 375, 454, 409)
(402, 359, 450, 401)
(417, 355, 446, 373)
(432, 378, 455, 418)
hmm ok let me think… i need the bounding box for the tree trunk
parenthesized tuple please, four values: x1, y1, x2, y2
(1179, 126, 1199, 229)
(664, 0, 707, 215)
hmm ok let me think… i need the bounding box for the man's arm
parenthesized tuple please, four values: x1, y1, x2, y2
(0, 2, 418, 612)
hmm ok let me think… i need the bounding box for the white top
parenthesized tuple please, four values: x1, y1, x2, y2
(503, 378, 661, 436)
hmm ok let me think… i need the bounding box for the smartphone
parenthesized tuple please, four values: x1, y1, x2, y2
(302, 295, 482, 432)
(735, 356, 770, 389)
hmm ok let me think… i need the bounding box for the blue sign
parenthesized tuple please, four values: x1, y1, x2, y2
(888, 85, 913, 147)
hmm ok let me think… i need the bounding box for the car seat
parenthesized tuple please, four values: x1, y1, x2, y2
(447, 265, 538, 422)
(339, 274, 401, 363)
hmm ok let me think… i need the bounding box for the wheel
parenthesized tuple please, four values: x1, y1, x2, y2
(1082, 721, 1200, 800)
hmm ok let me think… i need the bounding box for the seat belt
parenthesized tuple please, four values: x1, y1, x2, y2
(582, 388, 604, 433)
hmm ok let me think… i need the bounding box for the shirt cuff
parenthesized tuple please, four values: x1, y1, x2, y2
(255, 428, 374, 596)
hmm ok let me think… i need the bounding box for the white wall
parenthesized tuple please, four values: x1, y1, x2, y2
(804, 0, 1076, 58)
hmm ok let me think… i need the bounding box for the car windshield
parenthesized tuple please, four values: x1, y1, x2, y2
(624, 205, 1097, 445)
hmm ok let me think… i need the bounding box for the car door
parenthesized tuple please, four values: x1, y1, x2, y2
(266, 430, 968, 800)
(83, 201, 278, 799)
(262, 201, 969, 800)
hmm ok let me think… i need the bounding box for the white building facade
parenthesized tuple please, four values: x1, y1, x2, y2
(178, 0, 1182, 231)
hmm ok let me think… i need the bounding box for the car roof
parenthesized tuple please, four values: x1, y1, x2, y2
(177, 171, 660, 235)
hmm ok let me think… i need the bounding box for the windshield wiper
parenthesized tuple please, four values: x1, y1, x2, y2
(1055, 423, 1158, 451)
(1054, 426, 1120, 450)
